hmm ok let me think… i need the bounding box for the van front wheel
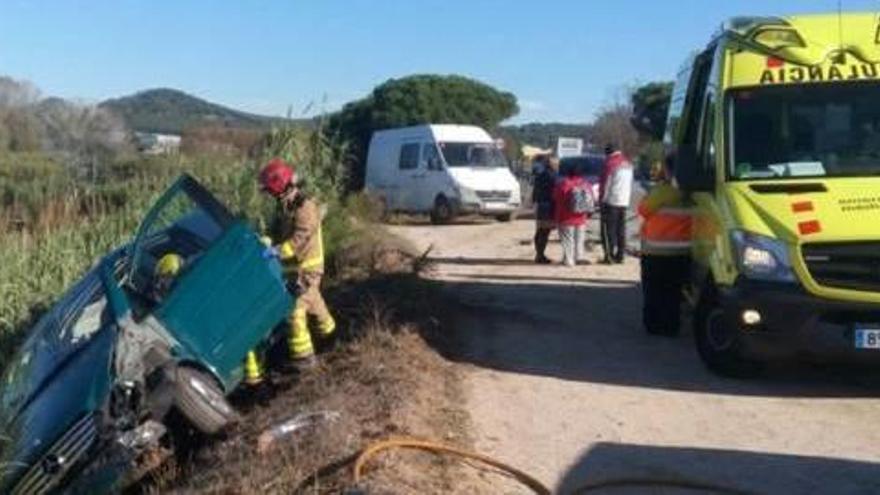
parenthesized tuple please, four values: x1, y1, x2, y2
(173, 367, 239, 434)
(694, 288, 760, 378)
(430, 197, 454, 225)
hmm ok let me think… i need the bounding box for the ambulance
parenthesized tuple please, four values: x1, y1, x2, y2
(667, 13, 880, 376)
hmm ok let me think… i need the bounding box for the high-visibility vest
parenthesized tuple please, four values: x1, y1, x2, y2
(638, 184, 693, 256)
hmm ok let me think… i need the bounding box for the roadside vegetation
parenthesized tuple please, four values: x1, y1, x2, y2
(0, 72, 483, 493)
(0, 145, 350, 366)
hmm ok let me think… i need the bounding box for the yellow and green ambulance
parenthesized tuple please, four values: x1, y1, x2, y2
(666, 13, 880, 376)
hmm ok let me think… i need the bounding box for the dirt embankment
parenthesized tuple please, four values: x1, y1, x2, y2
(139, 234, 485, 494)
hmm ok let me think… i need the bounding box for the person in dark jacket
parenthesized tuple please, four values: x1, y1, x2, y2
(531, 154, 558, 264)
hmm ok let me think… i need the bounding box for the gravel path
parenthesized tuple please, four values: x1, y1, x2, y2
(392, 217, 880, 494)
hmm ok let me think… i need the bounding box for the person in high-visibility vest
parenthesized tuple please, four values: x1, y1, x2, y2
(637, 159, 692, 336)
(259, 158, 336, 370)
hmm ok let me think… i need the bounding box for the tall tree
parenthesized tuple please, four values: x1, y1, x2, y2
(591, 103, 640, 157)
(329, 74, 519, 189)
(630, 81, 674, 141)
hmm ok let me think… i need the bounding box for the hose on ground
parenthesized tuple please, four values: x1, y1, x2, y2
(353, 437, 551, 495)
(353, 437, 754, 495)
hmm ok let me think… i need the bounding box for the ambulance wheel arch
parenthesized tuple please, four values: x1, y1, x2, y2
(693, 279, 761, 378)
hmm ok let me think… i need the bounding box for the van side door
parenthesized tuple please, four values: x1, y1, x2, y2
(414, 142, 444, 211)
(396, 140, 422, 212)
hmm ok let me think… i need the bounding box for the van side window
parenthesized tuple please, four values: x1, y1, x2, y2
(423, 143, 441, 170)
(399, 143, 419, 170)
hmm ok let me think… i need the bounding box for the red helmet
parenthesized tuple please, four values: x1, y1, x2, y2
(259, 158, 296, 197)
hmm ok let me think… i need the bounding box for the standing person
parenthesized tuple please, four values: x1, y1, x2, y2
(531, 154, 558, 264)
(600, 144, 634, 264)
(638, 159, 692, 335)
(259, 158, 336, 370)
(553, 162, 594, 266)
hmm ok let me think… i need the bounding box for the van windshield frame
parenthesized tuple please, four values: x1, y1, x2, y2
(439, 142, 507, 168)
(726, 82, 880, 181)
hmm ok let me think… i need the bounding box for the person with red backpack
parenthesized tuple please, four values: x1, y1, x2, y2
(553, 162, 596, 266)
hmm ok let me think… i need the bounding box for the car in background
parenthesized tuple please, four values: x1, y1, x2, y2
(365, 124, 522, 224)
(559, 153, 604, 200)
(0, 175, 292, 494)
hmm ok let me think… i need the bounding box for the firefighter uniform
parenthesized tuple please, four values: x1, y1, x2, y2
(273, 195, 336, 361)
(638, 183, 692, 336)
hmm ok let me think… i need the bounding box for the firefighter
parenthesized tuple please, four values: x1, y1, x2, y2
(152, 253, 184, 302)
(637, 158, 692, 336)
(259, 158, 336, 370)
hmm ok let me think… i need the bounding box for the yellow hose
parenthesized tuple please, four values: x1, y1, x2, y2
(353, 437, 754, 495)
(353, 437, 552, 495)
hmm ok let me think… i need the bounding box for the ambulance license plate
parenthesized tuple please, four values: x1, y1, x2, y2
(854, 327, 880, 349)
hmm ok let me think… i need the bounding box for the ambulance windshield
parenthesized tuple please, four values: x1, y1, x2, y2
(729, 83, 880, 179)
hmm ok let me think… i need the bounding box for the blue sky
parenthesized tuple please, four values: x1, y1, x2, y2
(1, 0, 878, 123)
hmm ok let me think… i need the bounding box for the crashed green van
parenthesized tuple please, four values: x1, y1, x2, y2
(0, 175, 292, 494)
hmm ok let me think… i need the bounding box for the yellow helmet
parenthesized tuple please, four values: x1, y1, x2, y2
(155, 253, 183, 277)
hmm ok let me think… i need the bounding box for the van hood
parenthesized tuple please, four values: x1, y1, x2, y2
(446, 166, 518, 192)
(0, 325, 115, 486)
(727, 178, 880, 243)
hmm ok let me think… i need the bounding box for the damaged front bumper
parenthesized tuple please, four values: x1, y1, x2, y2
(8, 417, 170, 495)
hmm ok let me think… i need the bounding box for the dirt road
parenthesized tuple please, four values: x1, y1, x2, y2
(391, 218, 880, 494)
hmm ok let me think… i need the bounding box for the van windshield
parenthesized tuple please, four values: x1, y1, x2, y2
(729, 83, 880, 180)
(439, 142, 507, 168)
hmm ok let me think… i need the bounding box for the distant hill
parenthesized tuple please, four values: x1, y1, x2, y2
(501, 122, 592, 148)
(99, 88, 304, 134)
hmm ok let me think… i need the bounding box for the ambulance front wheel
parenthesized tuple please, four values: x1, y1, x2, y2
(693, 286, 760, 378)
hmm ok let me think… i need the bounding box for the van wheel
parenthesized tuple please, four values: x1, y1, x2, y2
(173, 367, 239, 435)
(430, 197, 454, 225)
(496, 213, 514, 222)
(376, 196, 391, 222)
(693, 287, 760, 378)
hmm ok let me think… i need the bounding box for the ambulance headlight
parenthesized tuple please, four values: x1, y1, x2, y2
(731, 230, 796, 282)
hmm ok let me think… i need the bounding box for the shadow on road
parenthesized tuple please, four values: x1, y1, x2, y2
(435, 276, 880, 399)
(556, 442, 880, 494)
(429, 256, 543, 266)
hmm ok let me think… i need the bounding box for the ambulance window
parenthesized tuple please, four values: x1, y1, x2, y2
(398, 143, 419, 170)
(681, 51, 712, 149)
(699, 92, 716, 171)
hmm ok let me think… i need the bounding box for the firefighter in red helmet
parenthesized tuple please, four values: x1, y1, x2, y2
(259, 158, 336, 370)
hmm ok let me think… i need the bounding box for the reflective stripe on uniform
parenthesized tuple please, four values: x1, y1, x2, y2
(641, 239, 692, 255)
(318, 316, 336, 336)
(288, 308, 314, 358)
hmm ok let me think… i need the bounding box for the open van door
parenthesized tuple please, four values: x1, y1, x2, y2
(127, 174, 233, 292)
(128, 175, 291, 388)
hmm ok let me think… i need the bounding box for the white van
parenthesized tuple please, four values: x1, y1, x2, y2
(365, 124, 521, 223)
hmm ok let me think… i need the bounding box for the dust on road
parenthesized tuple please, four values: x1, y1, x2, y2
(391, 218, 880, 494)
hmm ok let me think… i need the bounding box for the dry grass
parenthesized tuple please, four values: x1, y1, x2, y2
(138, 235, 480, 495)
